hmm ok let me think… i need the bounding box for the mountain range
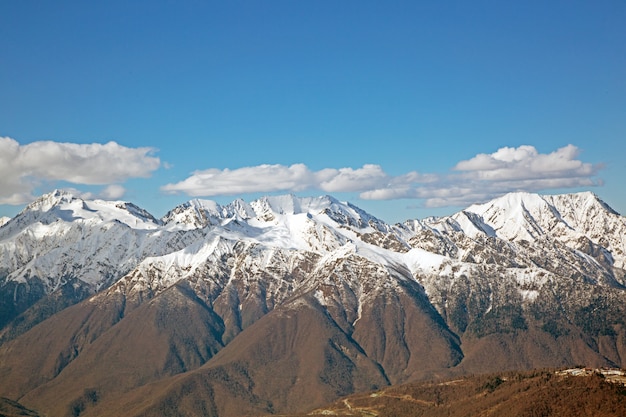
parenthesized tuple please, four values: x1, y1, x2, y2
(1, 190, 626, 416)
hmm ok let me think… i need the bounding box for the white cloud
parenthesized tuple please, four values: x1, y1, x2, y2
(416, 144, 602, 207)
(318, 164, 389, 192)
(453, 144, 596, 181)
(162, 163, 438, 198)
(100, 184, 127, 199)
(161, 164, 317, 196)
(59, 185, 127, 201)
(358, 144, 601, 206)
(0, 137, 160, 204)
(162, 144, 602, 209)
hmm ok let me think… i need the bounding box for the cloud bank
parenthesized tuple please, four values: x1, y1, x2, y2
(0, 137, 160, 204)
(417, 144, 602, 207)
(0, 137, 602, 210)
(163, 144, 602, 208)
(161, 164, 437, 197)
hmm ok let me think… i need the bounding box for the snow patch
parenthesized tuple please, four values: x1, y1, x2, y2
(519, 289, 539, 302)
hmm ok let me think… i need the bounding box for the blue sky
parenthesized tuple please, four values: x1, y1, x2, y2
(1, 0, 624, 223)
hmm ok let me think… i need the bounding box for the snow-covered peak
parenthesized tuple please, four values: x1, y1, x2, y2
(162, 199, 225, 229)
(544, 192, 620, 224)
(401, 218, 429, 233)
(3, 189, 626, 332)
(7, 189, 161, 232)
(464, 191, 613, 221)
(247, 195, 353, 219)
(162, 196, 324, 229)
(159, 194, 392, 255)
(433, 191, 626, 269)
(317, 197, 387, 232)
(24, 189, 79, 213)
(0, 216, 10, 228)
(164, 194, 385, 232)
(458, 192, 619, 241)
(455, 192, 567, 241)
(250, 194, 304, 217)
(86, 200, 161, 229)
(465, 191, 548, 215)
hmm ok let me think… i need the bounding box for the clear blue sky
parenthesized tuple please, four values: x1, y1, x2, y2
(1, 0, 624, 223)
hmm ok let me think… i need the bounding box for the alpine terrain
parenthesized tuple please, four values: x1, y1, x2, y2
(1, 190, 625, 416)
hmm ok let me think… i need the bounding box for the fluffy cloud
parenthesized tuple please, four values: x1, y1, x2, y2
(161, 163, 421, 196)
(3, 136, 599, 210)
(162, 163, 436, 197)
(454, 144, 596, 181)
(161, 164, 317, 196)
(59, 185, 127, 201)
(162, 144, 602, 209)
(318, 164, 389, 192)
(417, 144, 602, 207)
(100, 184, 127, 200)
(0, 137, 160, 204)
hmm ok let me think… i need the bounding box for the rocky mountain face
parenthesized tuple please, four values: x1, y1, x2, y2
(0, 190, 625, 416)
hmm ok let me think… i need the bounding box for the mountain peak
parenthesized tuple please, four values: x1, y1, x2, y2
(251, 194, 302, 216)
(248, 194, 345, 218)
(467, 191, 617, 218)
(162, 199, 223, 228)
(438, 191, 626, 269)
(11, 189, 161, 231)
(2, 189, 626, 416)
(547, 191, 619, 216)
(465, 191, 548, 216)
(463, 191, 620, 226)
(24, 189, 80, 213)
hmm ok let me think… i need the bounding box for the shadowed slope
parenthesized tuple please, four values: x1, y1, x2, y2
(10, 283, 224, 417)
(352, 282, 463, 384)
(74, 295, 389, 416)
(0, 397, 40, 417)
(0, 291, 126, 401)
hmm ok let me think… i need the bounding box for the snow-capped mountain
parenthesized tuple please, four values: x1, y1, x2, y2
(0, 190, 202, 293)
(1, 189, 625, 333)
(445, 192, 626, 269)
(1, 190, 626, 417)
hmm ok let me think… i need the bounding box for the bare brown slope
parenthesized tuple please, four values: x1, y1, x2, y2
(97, 280, 466, 417)
(0, 267, 465, 417)
(17, 282, 224, 417)
(454, 330, 623, 377)
(299, 369, 626, 417)
(77, 296, 390, 417)
(352, 282, 463, 384)
(0, 291, 125, 400)
(0, 397, 39, 417)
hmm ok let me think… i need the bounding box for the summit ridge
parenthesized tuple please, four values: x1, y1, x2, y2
(1, 190, 626, 416)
